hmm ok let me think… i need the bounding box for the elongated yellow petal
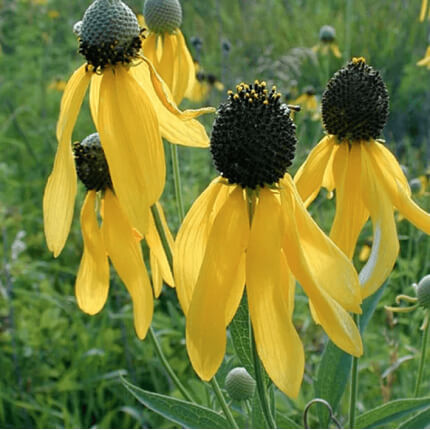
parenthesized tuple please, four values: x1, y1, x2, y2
(150, 249, 163, 298)
(158, 33, 176, 95)
(75, 190, 109, 314)
(173, 30, 196, 104)
(281, 182, 362, 357)
(294, 136, 336, 207)
(142, 33, 159, 69)
(186, 187, 248, 381)
(146, 204, 174, 287)
(330, 143, 369, 259)
(359, 147, 399, 298)
(247, 188, 304, 398)
(89, 72, 102, 128)
(102, 190, 153, 339)
(367, 142, 430, 234)
(173, 179, 229, 314)
(284, 174, 362, 312)
(131, 60, 213, 147)
(43, 64, 91, 257)
(420, 0, 428, 21)
(98, 67, 165, 234)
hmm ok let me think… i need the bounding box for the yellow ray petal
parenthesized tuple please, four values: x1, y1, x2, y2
(174, 30, 196, 104)
(131, 60, 213, 148)
(102, 190, 153, 339)
(142, 32, 159, 68)
(75, 190, 109, 314)
(247, 188, 304, 398)
(98, 67, 165, 234)
(146, 204, 174, 287)
(359, 147, 399, 298)
(43, 64, 91, 257)
(157, 33, 176, 96)
(150, 249, 163, 298)
(420, 0, 428, 21)
(330, 143, 369, 259)
(367, 142, 430, 235)
(89, 72, 102, 128)
(173, 179, 229, 314)
(280, 182, 362, 357)
(186, 187, 248, 381)
(284, 174, 362, 313)
(294, 136, 336, 207)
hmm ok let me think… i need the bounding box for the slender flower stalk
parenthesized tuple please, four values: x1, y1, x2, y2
(414, 312, 429, 397)
(349, 314, 360, 428)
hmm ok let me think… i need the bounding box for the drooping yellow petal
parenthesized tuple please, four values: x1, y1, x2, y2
(284, 174, 362, 313)
(75, 190, 109, 314)
(247, 188, 304, 398)
(102, 190, 153, 340)
(157, 33, 176, 96)
(186, 186, 248, 381)
(97, 66, 165, 234)
(417, 47, 430, 67)
(294, 136, 336, 207)
(330, 43, 342, 58)
(173, 179, 229, 314)
(280, 182, 362, 357)
(420, 0, 428, 21)
(131, 60, 213, 148)
(142, 32, 159, 69)
(43, 64, 91, 257)
(367, 142, 430, 235)
(150, 249, 163, 298)
(89, 72, 102, 127)
(146, 204, 174, 287)
(359, 146, 399, 298)
(330, 143, 369, 259)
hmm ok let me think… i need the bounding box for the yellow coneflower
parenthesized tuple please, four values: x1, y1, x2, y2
(43, 0, 213, 258)
(186, 60, 225, 102)
(73, 133, 174, 339)
(295, 58, 430, 298)
(417, 46, 430, 69)
(142, 0, 195, 104)
(174, 81, 362, 398)
(312, 25, 342, 58)
(291, 86, 320, 121)
(420, 0, 430, 21)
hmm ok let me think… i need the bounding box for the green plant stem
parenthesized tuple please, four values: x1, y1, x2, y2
(252, 331, 277, 429)
(148, 327, 196, 403)
(349, 314, 360, 429)
(170, 144, 185, 222)
(414, 312, 430, 397)
(150, 205, 173, 268)
(345, 0, 353, 61)
(210, 378, 239, 429)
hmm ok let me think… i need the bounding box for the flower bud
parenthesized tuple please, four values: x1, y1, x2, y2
(417, 275, 430, 309)
(225, 367, 256, 401)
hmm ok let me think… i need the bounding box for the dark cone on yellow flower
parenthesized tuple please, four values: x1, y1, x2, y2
(319, 25, 336, 43)
(79, 0, 142, 69)
(417, 275, 430, 309)
(143, 0, 182, 34)
(210, 81, 297, 189)
(73, 133, 112, 191)
(322, 58, 389, 141)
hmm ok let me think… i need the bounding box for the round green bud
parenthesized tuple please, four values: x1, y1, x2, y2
(319, 25, 336, 43)
(409, 178, 422, 194)
(225, 367, 256, 401)
(143, 0, 182, 34)
(417, 275, 430, 309)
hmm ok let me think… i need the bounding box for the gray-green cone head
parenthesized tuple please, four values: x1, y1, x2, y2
(322, 58, 389, 141)
(73, 133, 112, 191)
(417, 275, 430, 309)
(143, 0, 182, 34)
(319, 25, 336, 43)
(210, 81, 297, 189)
(79, 0, 142, 70)
(225, 367, 256, 401)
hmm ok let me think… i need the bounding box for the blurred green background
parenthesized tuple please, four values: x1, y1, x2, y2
(1, 0, 430, 427)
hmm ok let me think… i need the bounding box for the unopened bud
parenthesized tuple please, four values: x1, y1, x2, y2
(225, 367, 256, 401)
(417, 275, 430, 309)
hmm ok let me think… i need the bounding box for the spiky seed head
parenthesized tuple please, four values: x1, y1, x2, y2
(143, 0, 182, 34)
(73, 20, 83, 37)
(417, 275, 430, 309)
(319, 25, 336, 43)
(225, 367, 256, 401)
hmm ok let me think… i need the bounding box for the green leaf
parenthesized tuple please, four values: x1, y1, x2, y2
(121, 377, 230, 429)
(276, 413, 301, 429)
(315, 285, 385, 427)
(356, 397, 430, 428)
(230, 294, 254, 377)
(399, 406, 430, 428)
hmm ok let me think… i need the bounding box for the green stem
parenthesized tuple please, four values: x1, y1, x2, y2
(345, 0, 353, 61)
(414, 312, 430, 397)
(210, 378, 239, 429)
(170, 144, 185, 222)
(252, 330, 277, 429)
(349, 314, 360, 428)
(148, 327, 196, 403)
(150, 205, 173, 268)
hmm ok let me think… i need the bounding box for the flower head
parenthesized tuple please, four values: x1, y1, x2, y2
(295, 58, 430, 298)
(72, 133, 174, 339)
(43, 0, 213, 257)
(312, 25, 342, 58)
(142, 0, 196, 104)
(174, 81, 362, 398)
